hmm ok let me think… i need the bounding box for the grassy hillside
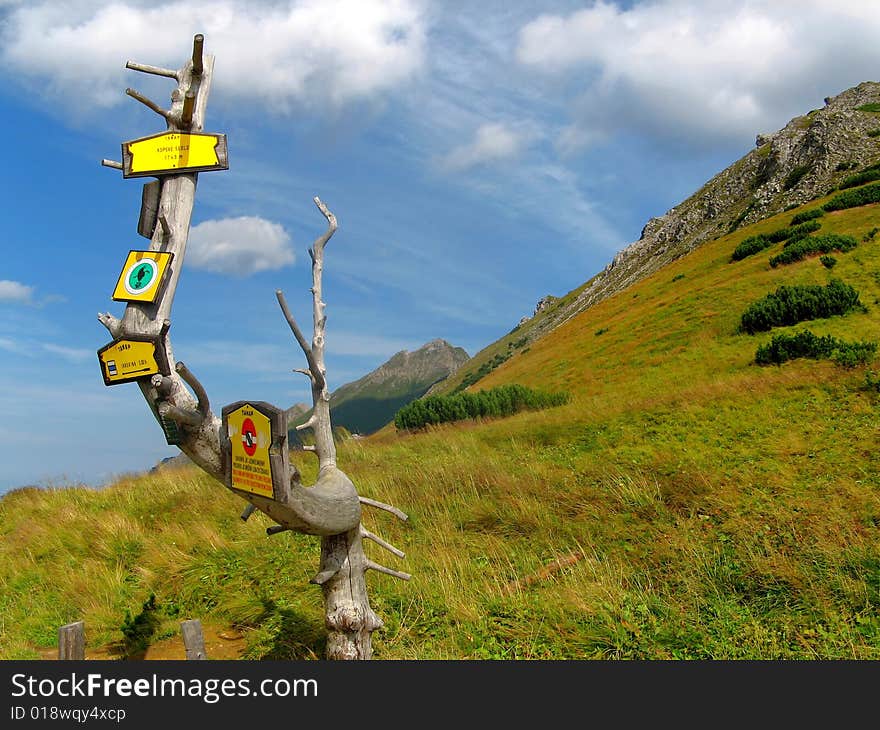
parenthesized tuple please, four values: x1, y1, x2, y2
(3, 190, 880, 659)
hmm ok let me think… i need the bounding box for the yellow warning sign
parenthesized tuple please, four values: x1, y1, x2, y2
(122, 131, 228, 179)
(97, 337, 167, 386)
(226, 404, 274, 498)
(112, 250, 174, 303)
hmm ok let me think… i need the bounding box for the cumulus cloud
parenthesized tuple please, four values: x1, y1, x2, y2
(187, 216, 295, 275)
(516, 1, 880, 150)
(441, 123, 526, 171)
(0, 0, 426, 112)
(0, 280, 34, 303)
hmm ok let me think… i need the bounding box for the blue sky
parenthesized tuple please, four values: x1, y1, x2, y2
(2, 0, 880, 492)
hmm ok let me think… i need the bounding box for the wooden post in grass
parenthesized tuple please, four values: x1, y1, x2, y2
(98, 34, 409, 660)
(180, 620, 207, 660)
(58, 621, 84, 660)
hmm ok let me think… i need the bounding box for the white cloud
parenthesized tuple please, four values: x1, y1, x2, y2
(187, 216, 295, 275)
(1, 0, 426, 112)
(42, 343, 93, 362)
(441, 123, 525, 171)
(516, 1, 880, 149)
(0, 280, 34, 303)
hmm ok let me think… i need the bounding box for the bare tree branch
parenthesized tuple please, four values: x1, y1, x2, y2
(125, 87, 170, 120)
(97, 312, 122, 338)
(364, 560, 412, 581)
(126, 60, 178, 79)
(276, 290, 324, 389)
(361, 527, 405, 558)
(157, 401, 201, 427)
(175, 361, 210, 417)
(360, 496, 409, 521)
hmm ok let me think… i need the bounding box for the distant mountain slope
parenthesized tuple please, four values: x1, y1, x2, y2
(438, 80, 880, 394)
(294, 339, 469, 436)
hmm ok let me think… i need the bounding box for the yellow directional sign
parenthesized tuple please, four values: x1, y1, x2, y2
(222, 401, 288, 501)
(97, 336, 169, 386)
(122, 131, 228, 179)
(112, 250, 174, 303)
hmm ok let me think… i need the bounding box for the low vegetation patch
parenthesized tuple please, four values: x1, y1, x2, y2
(820, 255, 837, 269)
(731, 234, 772, 261)
(822, 182, 880, 212)
(769, 233, 858, 267)
(839, 169, 880, 189)
(789, 208, 824, 226)
(856, 102, 880, 113)
(755, 330, 877, 367)
(740, 279, 863, 334)
(394, 384, 570, 430)
(732, 221, 822, 262)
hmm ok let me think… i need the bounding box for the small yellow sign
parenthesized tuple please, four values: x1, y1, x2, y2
(97, 337, 167, 386)
(112, 250, 174, 303)
(226, 404, 275, 498)
(122, 131, 228, 179)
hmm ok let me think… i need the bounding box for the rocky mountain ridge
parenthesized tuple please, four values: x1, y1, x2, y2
(518, 81, 880, 340)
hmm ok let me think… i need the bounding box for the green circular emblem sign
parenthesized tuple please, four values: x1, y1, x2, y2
(124, 260, 157, 295)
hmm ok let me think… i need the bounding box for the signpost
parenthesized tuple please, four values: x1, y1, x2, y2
(97, 336, 170, 386)
(221, 401, 289, 501)
(112, 250, 174, 303)
(122, 131, 229, 179)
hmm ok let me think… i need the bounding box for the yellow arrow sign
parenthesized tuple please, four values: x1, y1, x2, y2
(97, 337, 169, 386)
(122, 131, 228, 179)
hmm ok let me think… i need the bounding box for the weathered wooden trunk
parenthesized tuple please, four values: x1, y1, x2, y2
(99, 34, 409, 660)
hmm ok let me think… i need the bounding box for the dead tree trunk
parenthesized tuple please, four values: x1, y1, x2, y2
(99, 34, 409, 660)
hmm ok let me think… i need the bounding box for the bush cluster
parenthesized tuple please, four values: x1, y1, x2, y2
(839, 169, 880, 189)
(755, 330, 877, 367)
(740, 279, 863, 334)
(731, 234, 772, 261)
(731, 221, 822, 262)
(789, 208, 824, 225)
(769, 233, 858, 267)
(819, 255, 837, 269)
(822, 182, 880, 212)
(394, 383, 570, 430)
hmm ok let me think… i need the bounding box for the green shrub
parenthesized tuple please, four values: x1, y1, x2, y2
(822, 182, 880, 212)
(789, 208, 825, 225)
(839, 169, 880, 189)
(755, 330, 876, 367)
(671, 273, 685, 282)
(856, 103, 880, 113)
(769, 233, 858, 267)
(819, 255, 837, 269)
(783, 165, 811, 190)
(121, 594, 160, 657)
(868, 129, 880, 138)
(394, 384, 570, 430)
(835, 161, 858, 172)
(739, 279, 863, 334)
(731, 234, 771, 261)
(833, 341, 878, 367)
(864, 227, 879, 242)
(778, 220, 822, 244)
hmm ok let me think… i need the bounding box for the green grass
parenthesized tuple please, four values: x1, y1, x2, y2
(3, 193, 880, 660)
